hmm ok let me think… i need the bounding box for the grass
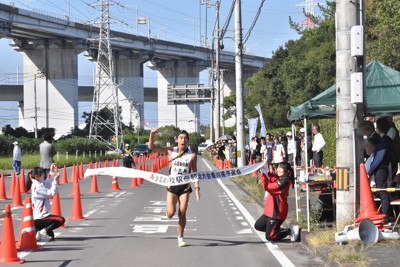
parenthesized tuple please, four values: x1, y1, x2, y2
(0, 153, 118, 171)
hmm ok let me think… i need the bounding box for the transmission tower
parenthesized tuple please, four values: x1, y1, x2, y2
(89, 0, 122, 150)
(297, 0, 317, 29)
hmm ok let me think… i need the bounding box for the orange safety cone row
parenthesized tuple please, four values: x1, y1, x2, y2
(354, 163, 385, 229)
(69, 182, 85, 220)
(8, 172, 16, 198)
(0, 205, 25, 264)
(111, 177, 121, 191)
(12, 175, 23, 207)
(88, 175, 100, 194)
(61, 165, 68, 184)
(16, 197, 41, 251)
(19, 169, 26, 193)
(0, 173, 8, 200)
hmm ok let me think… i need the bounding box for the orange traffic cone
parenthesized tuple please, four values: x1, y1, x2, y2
(79, 163, 84, 179)
(0, 205, 25, 263)
(12, 176, 23, 207)
(69, 182, 85, 220)
(70, 164, 75, 182)
(111, 177, 121, 191)
(354, 163, 385, 228)
(16, 197, 41, 250)
(61, 165, 68, 184)
(0, 173, 8, 200)
(74, 164, 79, 184)
(50, 192, 67, 228)
(130, 177, 139, 188)
(8, 173, 16, 198)
(88, 175, 100, 194)
(19, 169, 26, 193)
(89, 161, 93, 169)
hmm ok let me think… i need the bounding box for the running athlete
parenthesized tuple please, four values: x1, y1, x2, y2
(148, 128, 200, 247)
(254, 162, 299, 242)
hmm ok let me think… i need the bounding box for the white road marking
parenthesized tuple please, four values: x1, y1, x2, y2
(202, 159, 295, 267)
(18, 233, 61, 259)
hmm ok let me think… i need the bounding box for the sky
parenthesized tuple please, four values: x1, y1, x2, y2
(0, 0, 314, 129)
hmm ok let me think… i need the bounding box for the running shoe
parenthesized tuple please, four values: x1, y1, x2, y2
(290, 225, 300, 242)
(178, 237, 188, 247)
(36, 228, 48, 241)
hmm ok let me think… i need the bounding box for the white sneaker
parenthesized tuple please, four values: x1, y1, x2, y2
(290, 225, 300, 242)
(36, 229, 48, 241)
(178, 237, 188, 247)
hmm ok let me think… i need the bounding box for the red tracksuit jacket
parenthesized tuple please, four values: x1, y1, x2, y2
(260, 170, 290, 221)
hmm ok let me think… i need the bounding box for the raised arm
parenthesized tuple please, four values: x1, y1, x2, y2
(148, 128, 173, 154)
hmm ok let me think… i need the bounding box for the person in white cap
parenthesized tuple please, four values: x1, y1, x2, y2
(286, 132, 296, 165)
(12, 141, 22, 175)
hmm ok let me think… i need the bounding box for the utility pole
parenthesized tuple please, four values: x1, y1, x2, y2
(34, 73, 38, 139)
(34, 69, 44, 139)
(235, 0, 245, 167)
(215, 1, 220, 141)
(335, 0, 364, 230)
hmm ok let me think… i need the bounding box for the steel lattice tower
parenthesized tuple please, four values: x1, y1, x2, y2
(89, 0, 121, 150)
(297, 0, 317, 28)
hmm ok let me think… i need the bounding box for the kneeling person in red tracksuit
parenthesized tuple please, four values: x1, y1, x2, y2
(254, 162, 299, 241)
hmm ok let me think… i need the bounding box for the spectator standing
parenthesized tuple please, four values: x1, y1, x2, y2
(12, 141, 22, 175)
(259, 137, 267, 161)
(265, 133, 274, 165)
(272, 136, 285, 166)
(40, 133, 57, 179)
(286, 132, 296, 166)
(368, 117, 396, 223)
(250, 136, 259, 162)
(311, 124, 326, 169)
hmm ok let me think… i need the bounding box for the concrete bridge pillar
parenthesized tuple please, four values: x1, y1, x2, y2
(150, 60, 206, 133)
(14, 40, 82, 138)
(114, 52, 144, 129)
(219, 68, 256, 128)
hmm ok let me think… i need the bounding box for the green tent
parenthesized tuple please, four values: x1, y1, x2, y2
(289, 61, 400, 121)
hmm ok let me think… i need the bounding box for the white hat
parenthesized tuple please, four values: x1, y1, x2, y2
(125, 144, 129, 147)
(286, 131, 292, 136)
(13, 141, 18, 145)
(300, 128, 305, 133)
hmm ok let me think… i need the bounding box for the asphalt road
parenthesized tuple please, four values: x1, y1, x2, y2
(0, 158, 323, 267)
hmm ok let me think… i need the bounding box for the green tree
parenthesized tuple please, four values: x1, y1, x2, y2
(366, 0, 400, 70)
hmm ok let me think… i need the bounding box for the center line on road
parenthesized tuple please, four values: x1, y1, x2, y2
(202, 158, 295, 267)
